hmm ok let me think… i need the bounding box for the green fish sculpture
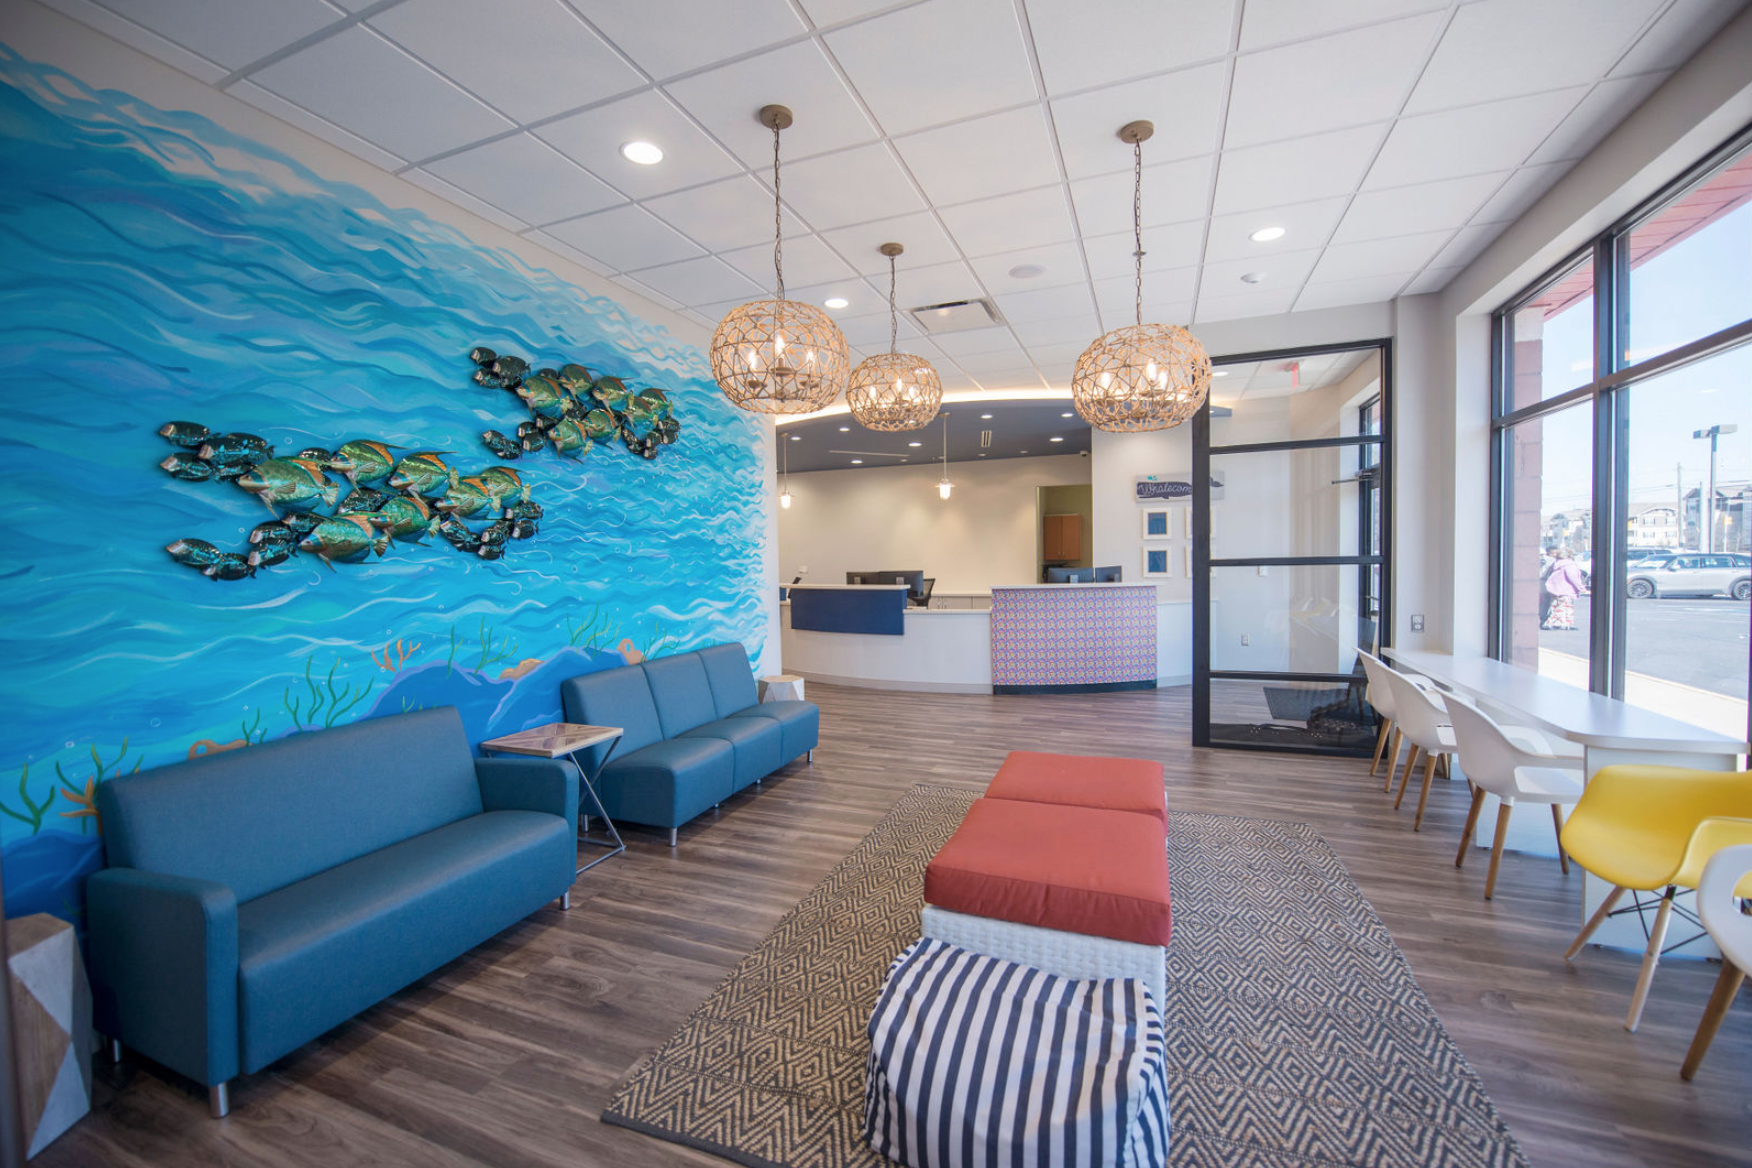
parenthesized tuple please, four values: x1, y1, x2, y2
(547, 419, 590, 459)
(581, 409, 618, 441)
(556, 364, 593, 395)
(369, 494, 440, 541)
(299, 515, 390, 569)
(158, 421, 210, 447)
(436, 477, 494, 519)
(330, 439, 398, 485)
(235, 458, 341, 514)
(387, 452, 458, 496)
(515, 374, 569, 420)
(589, 375, 630, 410)
(474, 466, 529, 509)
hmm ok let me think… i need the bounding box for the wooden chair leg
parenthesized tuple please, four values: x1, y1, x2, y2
(1395, 744, 1421, 808)
(1381, 727, 1403, 792)
(1412, 752, 1439, 831)
(1566, 886, 1627, 960)
(1456, 787, 1487, 867)
(1369, 719, 1392, 776)
(1681, 960, 1747, 1080)
(1484, 802, 1513, 899)
(1551, 804, 1569, 874)
(1626, 887, 1677, 1032)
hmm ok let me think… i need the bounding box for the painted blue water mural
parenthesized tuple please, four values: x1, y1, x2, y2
(0, 44, 771, 904)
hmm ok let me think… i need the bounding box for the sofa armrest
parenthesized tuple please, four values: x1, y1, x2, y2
(87, 868, 239, 1087)
(475, 756, 580, 823)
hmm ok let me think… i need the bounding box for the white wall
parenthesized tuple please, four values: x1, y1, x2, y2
(777, 454, 1091, 592)
(1091, 424, 1193, 601)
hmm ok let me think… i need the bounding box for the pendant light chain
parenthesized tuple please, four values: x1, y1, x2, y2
(888, 254, 899, 355)
(1132, 136, 1144, 329)
(772, 119, 785, 301)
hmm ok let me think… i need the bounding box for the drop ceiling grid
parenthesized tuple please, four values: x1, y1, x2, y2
(42, 0, 1740, 389)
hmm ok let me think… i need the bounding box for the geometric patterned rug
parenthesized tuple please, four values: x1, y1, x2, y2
(601, 783, 1530, 1168)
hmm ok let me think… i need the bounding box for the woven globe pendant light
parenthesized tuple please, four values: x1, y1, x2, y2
(846, 243, 942, 431)
(1072, 121, 1211, 432)
(710, 105, 849, 415)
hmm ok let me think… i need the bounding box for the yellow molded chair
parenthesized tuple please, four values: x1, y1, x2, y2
(1560, 767, 1752, 1031)
(1680, 824, 1752, 1080)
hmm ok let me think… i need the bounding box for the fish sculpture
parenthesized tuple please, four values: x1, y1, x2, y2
(197, 432, 273, 468)
(330, 439, 399, 485)
(516, 421, 546, 453)
(503, 499, 543, 522)
(369, 494, 439, 541)
(236, 458, 340, 514)
(387, 452, 457, 496)
(481, 430, 522, 460)
(435, 515, 480, 553)
(476, 542, 506, 562)
(248, 521, 299, 547)
(510, 517, 539, 541)
(514, 374, 569, 420)
(160, 453, 214, 482)
(490, 354, 530, 384)
(336, 487, 391, 517)
(297, 446, 334, 463)
(547, 419, 590, 459)
(590, 375, 631, 410)
(478, 518, 513, 549)
(475, 466, 529, 509)
(202, 553, 255, 581)
(245, 542, 295, 570)
(556, 363, 593, 395)
(299, 516, 390, 568)
(581, 409, 619, 441)
(435, 477, 494, 519)
(165, 538, 226, 567)
(158, 421, 210, 447)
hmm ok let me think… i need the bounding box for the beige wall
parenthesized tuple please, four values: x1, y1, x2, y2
(777, 455, 1091, 593)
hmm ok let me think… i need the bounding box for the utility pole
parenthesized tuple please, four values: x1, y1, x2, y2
(1676, 461, 1684, 548)
(1693, 425, 1738, 554)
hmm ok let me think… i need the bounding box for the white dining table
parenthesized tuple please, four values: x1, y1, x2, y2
(1384, 647, 1748, 954)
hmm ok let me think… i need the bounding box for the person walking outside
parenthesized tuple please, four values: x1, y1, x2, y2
(1542, 547, 1589, 630)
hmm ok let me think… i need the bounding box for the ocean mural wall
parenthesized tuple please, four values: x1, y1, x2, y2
(0, 44, 771, 924)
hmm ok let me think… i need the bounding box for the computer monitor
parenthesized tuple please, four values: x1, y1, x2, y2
(1045, 566, 1094, 584)
(877, 569, 925, 599)
(1091, 565, 1122, 583)
(846, 571, 878, 585)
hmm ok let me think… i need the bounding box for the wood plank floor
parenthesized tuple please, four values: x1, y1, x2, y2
(42, 684, 1752, 1168)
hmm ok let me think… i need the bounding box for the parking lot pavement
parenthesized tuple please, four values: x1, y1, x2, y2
(1539, 595, 1750, 699)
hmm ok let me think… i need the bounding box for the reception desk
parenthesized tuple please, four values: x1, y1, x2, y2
(990, 584, 1157, 693)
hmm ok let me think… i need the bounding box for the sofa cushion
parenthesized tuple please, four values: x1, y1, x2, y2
(697, 643, 760, 717)
(561, 664, 664, 774)
(730, 700, 819, 761)
(236, 809, 571, 1071)
(987, 751, 1167, 827)
(924, 798, 1171, 947)
(595, 737, 735, 830)
(97, 707, 484, 904)
(679, 715, 782, 792)
(641, 654, 720, 737)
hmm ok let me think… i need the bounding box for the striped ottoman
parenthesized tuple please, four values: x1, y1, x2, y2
(864, 937, 1170, 1168)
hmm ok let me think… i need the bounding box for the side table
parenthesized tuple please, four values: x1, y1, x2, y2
(759, 674, 804, 703)
(482, 722, 624, 875)
(6, 913, 91, 1157)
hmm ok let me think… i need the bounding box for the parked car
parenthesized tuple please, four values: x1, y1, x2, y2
(1627, 549, 1680, 569)
(1625, 553, 1751, 600)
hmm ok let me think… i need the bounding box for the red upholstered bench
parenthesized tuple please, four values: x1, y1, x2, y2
(985, 750, 1167, 827)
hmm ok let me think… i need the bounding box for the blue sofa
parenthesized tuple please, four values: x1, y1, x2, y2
(561, 643, 818, 845)
(87, 706, 578, 1117)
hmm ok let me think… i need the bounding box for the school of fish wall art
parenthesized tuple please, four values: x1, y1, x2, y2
(157, 350, 683, 579)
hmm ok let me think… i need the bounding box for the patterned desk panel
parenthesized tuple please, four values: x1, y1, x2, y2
(990, 586, 1157, 692)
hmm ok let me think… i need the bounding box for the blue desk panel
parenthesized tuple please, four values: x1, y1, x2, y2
(789, 588, 905, 636)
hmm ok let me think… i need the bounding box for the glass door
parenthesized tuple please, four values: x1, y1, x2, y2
(1192, 342, 1392, 755)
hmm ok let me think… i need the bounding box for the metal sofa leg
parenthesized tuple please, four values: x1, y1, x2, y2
(669, 827, 678, 847)
(807, 749, 814, 763)
(209, 1082, 230, 1119)
(560, 892, 571, 910)
(109, 1037, 123, 1063)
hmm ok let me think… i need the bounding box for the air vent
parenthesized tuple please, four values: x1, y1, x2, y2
(980, 431, 992, 448)
(908, 298, 1002, 335)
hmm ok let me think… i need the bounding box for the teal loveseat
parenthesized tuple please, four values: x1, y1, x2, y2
(560, 643, 818, 845)
(87, 706, 578, 1117)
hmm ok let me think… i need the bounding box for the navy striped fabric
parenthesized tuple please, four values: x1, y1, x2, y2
(864, 937, 1170, 1168)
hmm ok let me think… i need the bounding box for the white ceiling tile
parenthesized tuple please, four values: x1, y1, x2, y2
(369, 0, 642, 124)
(824, 0, 1037, 134)
(1092, 269, 1199, 318)
(610, 274, 684, 312)
(838, 311, 927, 348)
(229, 78, 407, 169)
(1613, 0, 1746, 75)
(35, 0, 229, 81)
(1237, 0, 1446, 49)
(1430, 222, 1504, 269)
(1526, 73, 1668, 165)
(400, 167, 528, 233)
(1470, 164, 1567, 225)
(785, 278, 888, 317)
(1224, 14, 1444, 149)
(567, 0, 807, 78)
(939, 186, 1079, 258)
(422, 134, 624, 227)
(665, 41, 878, 170)
(875, 259, 984, 305)
(249, 26, 514, 163)
(1069, 155, 1214, 236)
(720, 235, 857, 289)
(522, 229, 615, 277)
(968, 242, 1087, 295)
(795, 0, 901, 25)
(1212, 125, 1386, 214)
(1027, 0, 1237, 95)
(643, 174, 808, 251)
(1308, 230, 1451, 283)
(1405, 0, 1663, 113)
(780, 142, 925, 229)
(822, 211, 964, 274)
(1403, 266, 1463, 296)
(1024, 340, 1090, 364)
(1294, 273, 1408, 312)
(992, 282, 1097, 323)
(623, 255, 762, 305)
(971, 369, 1048, 392)
(1202, 196, 1350, 262)
(1011, 314, 1102, 345)
(1196, 288, 1298, 323)
(542, 203, 704, 270)
(1050, 63, 1228, 177)
(1083, 221, 1204, 281)
(895, 106, 1061, 206)
(1331, 171, 1507, 243)
(1202, 248, 1321, 291)
(954, 346, 1036, 373)
(1363, 88, 1588, 189)
(931, 326, 1020, 356)
(92, 0, 341, 71)
(536, 90, 742, 199)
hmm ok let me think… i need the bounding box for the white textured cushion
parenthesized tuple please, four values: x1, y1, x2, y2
(922, 904, 1167, 1012)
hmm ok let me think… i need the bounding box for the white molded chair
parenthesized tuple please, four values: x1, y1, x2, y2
(1358, 651, 1445, 795)
(1443, 696, 1584, 899)
(1681, 832, 1752, 1079)
(1381, 668, 1457, 831)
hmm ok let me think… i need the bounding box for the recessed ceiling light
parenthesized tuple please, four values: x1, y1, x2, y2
(838, 425, 850, 431)
(790, 434, 802, 441)
(907, 441, 922, 447)
(824, 297, 849, 309)
(850, 458, 863, 464)
(980, 413, 993, 419)
(1060, 411, 1074, 418)
(1212, 369, 1229, 377)
(1009, 263, 1048, 279)
(620, 140, 663, 165)
(1240, 271, 1265, 284)
(979, 452, 987, 457)
(1049, 436, 1064, 442)
(1249, 226, 1286, 243)
(1020, 449, 1029, 454)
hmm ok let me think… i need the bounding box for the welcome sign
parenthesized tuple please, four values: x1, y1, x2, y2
(1135, 476, 1224, 502)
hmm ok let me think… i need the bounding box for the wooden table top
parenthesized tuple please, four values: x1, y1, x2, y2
(481, 722, 622, 758)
